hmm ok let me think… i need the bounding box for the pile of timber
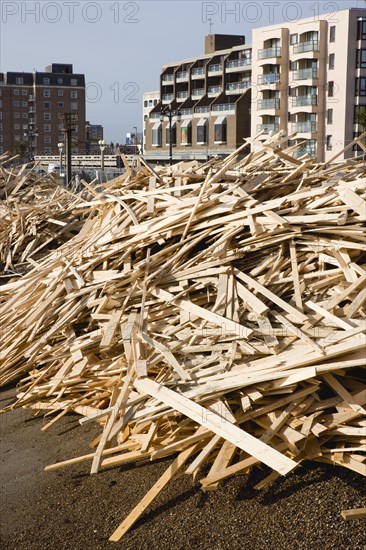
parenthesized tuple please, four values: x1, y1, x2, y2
(0, 135, 365, 541)
(0, 153, 84, 271)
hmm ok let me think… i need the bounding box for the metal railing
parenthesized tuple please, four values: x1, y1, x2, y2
(226, 81, 250, 92)
(291, 121, 317, 132)
(258, 47, 281, 60)
(293, 41, 319, 54)
(208, 64, 222, 73)
(257, 73, 280, 85)
(257, 98, 280, 110)
(162, 74, 174, 82)
(212, 103, 235, 111)
(208, 85, 222, 94)
(192, 88, 205, 96)
(292, 68, 318, 80)
(192, 67, 205, 75)
(291, 95, 317, 107)
(176, 71, 188, 79)
(177, 91, 189, 98)
(256, 123, 280, 133)
(226, 58, 251, 68)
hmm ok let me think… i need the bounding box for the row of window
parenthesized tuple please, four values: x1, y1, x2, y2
(152, 119, 227, 147)
(14, 77, 78, 86)
(144, 98, 159, 108)
(12, 89, 78, 97)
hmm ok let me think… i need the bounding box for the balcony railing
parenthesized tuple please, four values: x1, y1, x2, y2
(293, 40, 319, 54)
(292, 68, 318, 81)
(226, 81, 250, 92)
(176, 71, 189, 80)
(258, 47, 281, 60)
(257, 73, 280, 85)
(291, 95, 317, 107)
(180, 108, 193, 115)
(208, 85, 222, 94)
(212, 103, 235, 111)
(28, 95, 35, 102)
(294, 147, 316, 158)
(256, 123, 280, 134)
(177, 91, 189, 99)
(162, 74, 174, 82)
(162, 94, 174, 101)
(208, 64, 222, 73)
(226, 58, 251, 69)
(192, 67, 205, 75)
(28, 107, 36, 113)
(192, 88, 205, 96)
(195, 106, 209, 113)
(257, 98, 280, 110)
(291, 121, 317, 133)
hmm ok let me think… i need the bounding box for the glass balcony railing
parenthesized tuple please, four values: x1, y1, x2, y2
(257, 73, 280, 85)
(226, 58, 251, 69)
(208, 85, 222, 94)
(226, 81, 250, 92)
(192, 88, 205, 96)
(294, 147, 316, 158)
(162, 94, 174, 101)
(257, 98, 280, 110)
(162, 74, 174, 82)
(177, 91, 189, 98)
(291, 121, 317, 132)
(180, 108, 193, 115)
(293, 41, 319, 54)
(258, 47, 281, 60)
(208, 64, 222, 73)
(176, 71, 188, 79)
(195, 106, 209, 113)
(212, 103, 235, 111)
(256, 123, 280, 133)
(192, 67, 205, 75)
(292, 68, 318, 80)
(291, 95, 317, 107)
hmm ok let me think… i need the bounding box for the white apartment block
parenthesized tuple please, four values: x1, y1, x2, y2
(143, 91, 160, 154)
(252, 8, 366, 161)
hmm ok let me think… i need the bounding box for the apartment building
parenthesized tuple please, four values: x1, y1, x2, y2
(0, 63, 86, 157)
(143, 91, 160, 154)
(144, 34, 252, 162)
(145, 8, 365, 163)
(86, 120, 104, 154)
(252, 8, 366, 161)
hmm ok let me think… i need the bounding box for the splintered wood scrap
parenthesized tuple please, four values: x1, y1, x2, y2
(0, 135, 365, 542)
(341, 508, 366, 521)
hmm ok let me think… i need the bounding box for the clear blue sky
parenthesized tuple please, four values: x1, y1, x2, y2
(1, 0, 364, 142)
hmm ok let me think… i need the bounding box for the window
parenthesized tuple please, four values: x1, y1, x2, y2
(44, 125, 51, 132)
(14, 90, 20, 95)
(144, 100, 148, 107)
(329, 54, 335, 70)
(181, 120, 192, 145)
(214, 116, 227, 143)
(58, 135, 64, 142)
(22, 101, 28, 107)
(14, 113, 20, 119)
(14, 135, 20, 141)
(43, 78, 50, 85)
(15, 77, 24, 85)
(355, 77, 366, 96)
(43, 90, 50, 98)
(13, 100, 20, 107)
(44, 102, 50, 109)
(357, 18, 366, 40)
(14, 124, 20, 130)
(70, 79, 77, 86)
(58, 78, 63, 84)
(58, 124, 63, 130)
(45, 147, 52, 154)
(354, 105, 366, 124)
(58, 90, 64, 97)
(328, 81, 334, 97)
(71, 91, 78, 99)
(329, 26, 335, 42)
(356, 49, 366, 68)
(197, 119, 207, 144)
(44, 136, 51, 143)
(290, 33, 298, 45)
(22, 113, 28, 119)
(327, 109, 333, 124)
(154, 99, 158, 106)
(149, 100, 153, 107)
(44, 113, 51, 120)
(151, 123, 162, 146)
(326, 135, 332, 151)
(22, 90, 28, 96)
(71, 102, 78, 110)
(58, 102, 64, 108)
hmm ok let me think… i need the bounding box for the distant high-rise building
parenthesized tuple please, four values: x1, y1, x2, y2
(0, 63, 86, 157)
(86, 121, 103, 154)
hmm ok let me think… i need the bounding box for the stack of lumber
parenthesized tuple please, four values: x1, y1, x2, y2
(0, 155, 84, 271)
(0, 136, 365, 541)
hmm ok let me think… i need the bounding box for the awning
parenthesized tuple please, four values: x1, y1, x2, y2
(197, 118, 207, 127)
(152, 122, 162, 130)
(181, 119, 192, 129)
(215, 116, 227, 125)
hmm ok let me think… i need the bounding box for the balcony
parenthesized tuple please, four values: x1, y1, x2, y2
(195, 106, 209, 113)
(176, 71, 189, 81)
(162, 74, 174, 82)
(257, 73, 280, 85)
(258, 47, 281, 60)
(294, 146, 316, 158)
(192, 67, 205, 77)
(212, 103, 235, 112)
(292, 68, 318, 81)
(225, 81, 250, 93)
(28, 95, 35, 102)
(28, 107, 36, 113)
(226, 58, 251, 70)
(192, 88, 205, 97)
(208, 64, 223, 74)
(291, 95, 317, 107)
(257, 98, 280, 110)
(177, 91, 189, 101)
(293, 41, 319, 54)
(162, 94, 174, 103)
(208, 85, 223, 96)
(256, 123, 280, 134)
(291, 121, 317, 133)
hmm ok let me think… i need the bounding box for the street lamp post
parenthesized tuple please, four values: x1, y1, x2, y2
(98, 139, 106, 173)
(160, 105, 181, 165)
